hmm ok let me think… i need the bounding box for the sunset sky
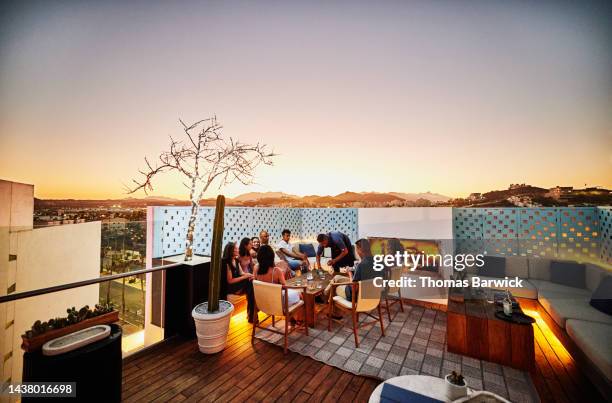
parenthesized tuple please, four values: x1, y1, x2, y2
(1, 0, 611, 199)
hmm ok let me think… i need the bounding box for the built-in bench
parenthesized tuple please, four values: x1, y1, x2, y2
(468, 256, 612, 397)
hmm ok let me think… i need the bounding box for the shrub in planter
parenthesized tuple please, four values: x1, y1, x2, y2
(445, 370, 468, 400)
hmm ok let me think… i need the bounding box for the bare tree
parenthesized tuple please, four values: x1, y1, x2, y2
(127, 116, 275, 260)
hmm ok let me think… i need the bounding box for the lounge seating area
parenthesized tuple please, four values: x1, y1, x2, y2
(465, 255, 612, 393)
(136, 206, 612, 402)
(209, 240, 608, 402)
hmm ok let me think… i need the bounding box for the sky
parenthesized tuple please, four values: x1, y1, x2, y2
(1, 0, 611, 199)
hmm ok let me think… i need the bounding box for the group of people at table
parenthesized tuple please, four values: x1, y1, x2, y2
(222, 229, 380, 323)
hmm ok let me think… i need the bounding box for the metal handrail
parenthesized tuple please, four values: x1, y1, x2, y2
(0, 256, 211, 304)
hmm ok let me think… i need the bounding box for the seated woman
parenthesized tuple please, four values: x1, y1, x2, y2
(223, 241, 255, 322)
(250, 236, 260, 259)
(255, 245, 301, 307)
(238, 237, 256, 274)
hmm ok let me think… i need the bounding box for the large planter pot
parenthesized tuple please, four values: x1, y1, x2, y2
(445, 374, 468, 400)
(192, 300, 234, 354)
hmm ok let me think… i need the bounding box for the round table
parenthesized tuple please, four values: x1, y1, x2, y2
(369, 375, 461, 403)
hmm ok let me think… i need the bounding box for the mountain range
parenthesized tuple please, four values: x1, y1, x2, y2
(34, 190, 451, 208)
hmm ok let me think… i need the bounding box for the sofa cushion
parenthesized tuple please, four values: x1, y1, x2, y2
(537, 289, 612, 328)
(550, 261, 586, 289)
(590, 276, 612, 316)
(528, 258, 551, 280)
(478, 256, 505, 278)
(530, 279, 592, 298)
(468, 274, 537, 299)
(505, 256, 529, 278)
(298, 243, 317, 257)
(566, 319, 612, 382)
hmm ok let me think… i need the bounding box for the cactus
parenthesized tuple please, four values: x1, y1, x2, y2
(207, 194, 225, 313)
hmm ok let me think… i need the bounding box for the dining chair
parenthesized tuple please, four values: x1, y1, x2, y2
(251, 280, 307, 353)
(327, 279, 385, 347)
(383, 266, 405, 321)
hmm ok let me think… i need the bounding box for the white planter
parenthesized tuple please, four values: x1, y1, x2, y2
(445, 374, 468, 401)
(42, 325, 111, 356)
(192, 300, 234, 354)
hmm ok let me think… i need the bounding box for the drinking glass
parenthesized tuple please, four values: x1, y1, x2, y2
(486, 289, 494, 304)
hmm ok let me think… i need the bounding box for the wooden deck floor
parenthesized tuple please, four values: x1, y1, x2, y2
(122, 301, 606, 402)
(518, 298, 606, 403)
(121, 308, 380, 402)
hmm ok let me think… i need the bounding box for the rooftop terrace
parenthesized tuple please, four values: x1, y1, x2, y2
(122, 301, 605, 402)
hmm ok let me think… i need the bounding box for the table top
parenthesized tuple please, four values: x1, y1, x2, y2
(286, 271, 333, 295)
(448, 288, 525, 317)
(369, 375, 460, 403)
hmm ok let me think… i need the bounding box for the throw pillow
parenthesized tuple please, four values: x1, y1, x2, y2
(478, 256, 506, 278)
(299, 243, 316, 258)
(550, 261, 586, 289)
(590, 276, 612, 315)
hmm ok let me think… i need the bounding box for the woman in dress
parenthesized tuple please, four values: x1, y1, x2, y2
(223, 242, 255, 322)
(255, 245, 301, 307)
(250, 236, 260, 259)
(238, 237, 255, 274)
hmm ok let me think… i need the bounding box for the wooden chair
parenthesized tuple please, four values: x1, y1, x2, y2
(383, 267, 404, 321)
(251, 280, 307, 353)
(327, 279, 385, 347)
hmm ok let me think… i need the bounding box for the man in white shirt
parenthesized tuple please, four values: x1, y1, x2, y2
(277, 229, 310, 273)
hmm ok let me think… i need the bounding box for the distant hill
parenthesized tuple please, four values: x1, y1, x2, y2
(481, 185, 547, 201)
(390, 192, 451, 203)
(232, 192, 299, 201)
(33, 184, 610, 210)
(34, 190, 453, 209)
(330, 192, 404, 203)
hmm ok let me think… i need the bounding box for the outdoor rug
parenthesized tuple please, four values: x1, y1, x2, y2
(254, 304, 539, 403)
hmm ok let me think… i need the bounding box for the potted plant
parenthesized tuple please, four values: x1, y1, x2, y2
(191, 195, 235, 353)
(127, 116, 274, 349)
(445, 370, 468, 400)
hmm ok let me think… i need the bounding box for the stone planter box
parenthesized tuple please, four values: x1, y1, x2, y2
(21, 311, 119, 353)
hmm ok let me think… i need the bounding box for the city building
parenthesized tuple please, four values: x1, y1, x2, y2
(0, 180, 100, 383)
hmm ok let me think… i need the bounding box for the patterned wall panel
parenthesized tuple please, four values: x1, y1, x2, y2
(453, 207, 607, 263)
(599, 207, 612, 264)
(453, 209, 483, 239)
(482, 208, 519, 239)
(518, 208, 558, 240)
(300, 208, 358, 242)
(557, 207, 600, 261)
(152, 207, 357, 258)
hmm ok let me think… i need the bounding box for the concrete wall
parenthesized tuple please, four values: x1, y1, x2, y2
(357, 207, 455, 304)
(0, 180, 100, 383)
(10, 222, 101, 381)
(0, 180, 34, 384)
(357, 207, 454, 239)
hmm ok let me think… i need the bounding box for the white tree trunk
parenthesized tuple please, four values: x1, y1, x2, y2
(185, 199, 198, 261)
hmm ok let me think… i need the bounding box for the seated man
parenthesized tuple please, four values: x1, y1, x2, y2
(276, 229, 310, 273)
(259, 230, 271, 246)
(326, 238, 379, 318)
(316, 231, 356, 273)
(336, 238, 379, 301)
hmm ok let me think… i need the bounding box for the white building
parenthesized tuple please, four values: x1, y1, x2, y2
(0, 180, 100, 383)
